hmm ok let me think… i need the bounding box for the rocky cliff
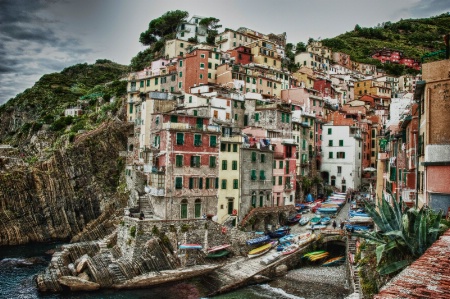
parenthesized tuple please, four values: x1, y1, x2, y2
(0, 119, 132, 245)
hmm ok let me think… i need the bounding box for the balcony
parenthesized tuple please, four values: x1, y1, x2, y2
(127, 86, 139, 93)
(161, 123, 220, 132)
(285, 183, 293, 190)
(148, 186, 165, 196)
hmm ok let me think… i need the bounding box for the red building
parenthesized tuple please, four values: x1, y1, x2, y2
(148, 112, 221, 220)
(313, 79, 334, 98)
(228, 46, 253, 65)
(371, 48, 421, 70)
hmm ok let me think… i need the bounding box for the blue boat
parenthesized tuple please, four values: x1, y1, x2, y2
(179, 244, 202, 249)
(246, 235, 271, 246)
(268, 229, 290, 238)
(345, 224, 372, 232)
(320, 217, 331, 225)
(317, 207, 338, 214)
(349, 211, 370, 217)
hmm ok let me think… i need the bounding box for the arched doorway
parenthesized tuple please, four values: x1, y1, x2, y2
(251, 192, 256, 208)
(259, 192, 264, 207)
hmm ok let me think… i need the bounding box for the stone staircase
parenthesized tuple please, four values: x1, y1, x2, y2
(138, 195, 154, 219)
(347, 235, 361, 297)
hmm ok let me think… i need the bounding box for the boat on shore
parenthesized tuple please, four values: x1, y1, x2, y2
(281, 243, 299, 255)
(298, 233, 316, 247)
(286, 214, 302, 225)
(320, 217, 331, 225)
(179, 244, 202, 250)
(299, 216, 310, 226)
(246, 235, 270, 246)
(248, 241, 276, 258)
(206, 250, 230, 258)
(268, 226, 291, 238)
(322, 256, 345, 266)
(310, 216, 322, 225)
(317, 207, 338, 214)
(207, 244, 231, 253)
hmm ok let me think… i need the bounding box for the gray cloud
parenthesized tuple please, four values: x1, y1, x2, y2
(409, 0, 449, 17)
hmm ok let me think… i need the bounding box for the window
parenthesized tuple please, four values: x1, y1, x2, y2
(233, 144, 238, 152)
(255, 113, 259, 122)
(199, 74, 203, 79)
(140, 81, 144, 88)
(260, 154, 265, 163)
(278, 176, 283, 185)
(176, 155, 183, 167)
(279, 161, 283, 168)
(191, 156, 200, 167)
(176, 133, 184, 145)
(209, 156, 216, 168)
(210, 135, 217, 147)
(221, 160, 228, 170)
(260, 170, 266, 180)
(339, 140, 344, 146)
(327, 128, 332, 135)
(251, 169, 257, 180)
(215, 53, 219, 59)
(251, 192, 256, 208)
(329, 152, 333, 159)
(337, 152, 345, 159)
(180, 199, 187, 218)
(232, 160, 237, 170)
(175, 177, 183, 189)
(146, 79, 150, 87)
(328, 140, 333, 146)
(337, 166, 342, 174)
(251, 151, 257, 162)
(221, 179, 227, 189)
(200, 63, 205, 69)
(171, 115, 178, 122)
(208, 62, 212, 68)
(285, 162, 290, 174)
(208, 73, 211, 79)
(233, 179, 238, 189)
(178, 82, 182, 88)
(194, 134, 202, 146)
(155, 78, 159, 85)
(200, 54, 205, 58)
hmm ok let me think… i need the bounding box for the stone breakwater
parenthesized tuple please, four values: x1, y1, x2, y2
(0, 120, 131, 246)
(36, 217, 255, 292)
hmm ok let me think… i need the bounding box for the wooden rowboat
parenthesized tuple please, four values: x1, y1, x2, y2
(322, 256, 345, 266)
(207, 244, 231, 253)
(248, 242, 276, 258)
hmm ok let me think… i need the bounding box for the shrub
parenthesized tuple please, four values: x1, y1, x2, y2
(130, 226, 136, 238)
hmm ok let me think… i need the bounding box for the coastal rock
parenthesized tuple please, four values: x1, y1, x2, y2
(252, 274, 270, 283)
(0, 120, 131, 246)
(75, 255, 89, 273)
(78, 272, 90, 281)
(68, 263, 77, 276)
(275, 264, 288, 276)
(58, 276, 100, 291)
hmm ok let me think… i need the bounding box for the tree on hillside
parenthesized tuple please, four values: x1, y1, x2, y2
(199, 17, 222, 45)
(139, 10, 189, 46)
(295, 42, 306, 53)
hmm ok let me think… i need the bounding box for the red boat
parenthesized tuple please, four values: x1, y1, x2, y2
(207, 244, 231, 253)
(286, 214, 302, 225)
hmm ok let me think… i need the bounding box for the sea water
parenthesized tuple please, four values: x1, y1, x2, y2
(0, 243, 346, 299)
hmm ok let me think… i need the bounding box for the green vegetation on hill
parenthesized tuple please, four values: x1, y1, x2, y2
(322, 12, 450, 74)
(0, 59, 128, 145)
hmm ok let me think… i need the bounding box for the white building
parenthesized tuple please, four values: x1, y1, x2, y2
(321, 124, 362, 192)
(176, 15, 208, 43)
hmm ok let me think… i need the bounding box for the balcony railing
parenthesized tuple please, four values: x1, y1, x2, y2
(148, 186, 165, 196)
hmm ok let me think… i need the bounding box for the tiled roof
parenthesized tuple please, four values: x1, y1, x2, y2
(374, 228, 450, 299)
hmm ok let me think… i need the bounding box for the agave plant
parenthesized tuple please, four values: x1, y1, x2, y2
(354, 193, 447, 275)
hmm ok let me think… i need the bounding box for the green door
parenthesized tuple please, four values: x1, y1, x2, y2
(195, 201, 201, 218)
(181, 202, 187, 219)
(196, 118, 203, 129)
(227, 200, 234, 214)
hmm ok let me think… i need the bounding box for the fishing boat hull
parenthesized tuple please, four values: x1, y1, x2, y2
(179, 244, 202, 250)
(322, 256, 345, 266)
(299, 217, 310, 226)
(246, 235, 270, 246)
(207, 244, 231, 253)
(320, 217, 331, 225)
(206, 250, 230, 258)
(248, 242, 276, 258)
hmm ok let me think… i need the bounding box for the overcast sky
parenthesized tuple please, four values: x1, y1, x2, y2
(0, 0, 448, 105)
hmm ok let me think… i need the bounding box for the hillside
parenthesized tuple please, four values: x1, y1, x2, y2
(322, 12, 450, 73)
(0, 59, 128, 148)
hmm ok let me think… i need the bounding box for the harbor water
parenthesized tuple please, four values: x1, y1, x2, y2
(0, 242, 349, 299)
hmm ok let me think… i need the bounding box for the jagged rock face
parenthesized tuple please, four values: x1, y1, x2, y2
(0, 121, 131, 245)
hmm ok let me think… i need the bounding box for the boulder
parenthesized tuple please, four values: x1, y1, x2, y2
(58, 276, 100, 291)
(78, 272, 90, 281)
(275, 264, 288, 276)
(75, 254, 89, 273)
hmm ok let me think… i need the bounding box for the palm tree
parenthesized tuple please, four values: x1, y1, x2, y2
(355, 193, 447, 275)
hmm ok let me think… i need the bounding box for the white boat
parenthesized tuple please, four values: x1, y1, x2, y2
(260, 251, 282, 265)
(282, 243, 299, 255)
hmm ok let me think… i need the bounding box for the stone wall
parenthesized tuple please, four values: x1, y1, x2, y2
(117, 217, 255, 261)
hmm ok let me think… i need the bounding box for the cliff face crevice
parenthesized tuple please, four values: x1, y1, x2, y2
(0, 120, 132, 245)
